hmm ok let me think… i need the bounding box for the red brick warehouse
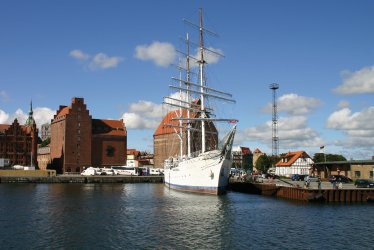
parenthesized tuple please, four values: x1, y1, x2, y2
(50, 97, 127, 174)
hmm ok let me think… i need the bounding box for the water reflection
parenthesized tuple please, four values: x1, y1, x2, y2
(0, 183, 373, 249)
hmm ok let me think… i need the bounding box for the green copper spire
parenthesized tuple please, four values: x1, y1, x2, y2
(25, 100, 35, 126)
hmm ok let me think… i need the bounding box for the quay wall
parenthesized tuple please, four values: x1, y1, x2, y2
(229, 180, 374, 203)
(0, 175, 163, 184)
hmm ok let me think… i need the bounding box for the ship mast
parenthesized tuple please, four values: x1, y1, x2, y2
(178, 60, 183, 158)
(186, 33, 191, 158)
(198, 8, 206, 153)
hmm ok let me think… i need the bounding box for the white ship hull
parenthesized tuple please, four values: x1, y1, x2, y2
(164, 150, 232, 195)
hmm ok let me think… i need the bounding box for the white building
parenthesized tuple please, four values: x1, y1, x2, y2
(275, 151, 314, 177)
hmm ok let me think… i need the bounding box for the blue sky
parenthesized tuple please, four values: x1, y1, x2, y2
(0, 0, 373, 159)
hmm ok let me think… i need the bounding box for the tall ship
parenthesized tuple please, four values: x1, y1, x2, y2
(162, 9, 238, 195)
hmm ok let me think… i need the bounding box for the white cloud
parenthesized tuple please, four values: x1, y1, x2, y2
(33, 107, 55, 128)
(326, 107, 374, 131)
(121, 112, 160, 129)
(188, 47, 223, 68)
(128, 100, 164, 118)
(69, 50, 123, 70)
(0, 107, 55, 130)
(11, 109, 27, 124)
(243, 116, 324, 150)
(334, 65, 374, 94)
(0, 109, 9, 123)
(89, 53, 123, 70)
(69, 49, 90, 60)
(121, 100, 166, 130)
(262, 93, 321, 115)
(326, 107, 374, 148)
(134, 41, 176, 67)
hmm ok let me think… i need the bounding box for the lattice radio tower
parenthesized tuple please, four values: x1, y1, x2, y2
(270, 83, 279, 156)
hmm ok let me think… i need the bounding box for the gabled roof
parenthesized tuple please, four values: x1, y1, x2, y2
(0, 124, 10, 131)
(240, 147, 252, 155)
(253, 148, 263, 154)
(154, 108, 195, 136)
(276, 151, 312, 167)
(55, 106, 70, 118)
(127, 148, 140, 156)
(92, 119, 127, 136)
(0, 120, 32, 134)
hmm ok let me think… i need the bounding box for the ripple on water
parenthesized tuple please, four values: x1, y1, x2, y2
(0, 184, 373, 249)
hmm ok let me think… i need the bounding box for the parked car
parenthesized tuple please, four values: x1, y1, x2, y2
(304, 176, 319, 182)
(354, 179, 374, 188)
(328, 175, 352, 183)
(291, 174, 307, 181)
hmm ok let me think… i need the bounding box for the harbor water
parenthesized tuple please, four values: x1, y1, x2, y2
(0, 183, 373, 249)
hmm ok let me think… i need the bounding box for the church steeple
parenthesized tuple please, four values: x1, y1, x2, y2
(25, 100, 35, 126)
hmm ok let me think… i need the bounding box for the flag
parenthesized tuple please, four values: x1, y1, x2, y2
(320, 146, 325, 150)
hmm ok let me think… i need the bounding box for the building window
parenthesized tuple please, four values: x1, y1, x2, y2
(370, 171, 373, 178)
(106, 145, 115, 157)
(354, 171, 361, 178)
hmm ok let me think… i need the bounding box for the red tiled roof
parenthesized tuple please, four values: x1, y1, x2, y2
(154, 108, 194, 136)
(0, 121, 31, 134)
(127, 149, 140, 156)
(276, 151, 311, 167)
(0, 124, 10, 131)
(55, 106, 70, 118)
(92, 119, 127, 136)
(241, 147, 252, 155)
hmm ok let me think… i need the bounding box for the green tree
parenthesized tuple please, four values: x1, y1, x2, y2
(256, 155, 272, 173)
(313, 153, 347, 163)
(40, 137, 50, 147)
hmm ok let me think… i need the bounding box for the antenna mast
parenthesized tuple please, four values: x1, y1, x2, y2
(270, 83, 279, 156)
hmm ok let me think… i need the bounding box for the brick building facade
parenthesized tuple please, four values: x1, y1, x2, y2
(50, 97, 127, 173)
(0, 119, 38, 167)
(153, 108, 217, 168)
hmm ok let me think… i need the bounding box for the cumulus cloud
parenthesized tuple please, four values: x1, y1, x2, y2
(134, 41, 176, 67)
(128, 100, 164, 118)
(0, 109, 9, 123)
(121, 100, 166, 130)
(326, 107, 374, 143)
(0, 107, 55, 129)
(334, 65, 374, 94)
(189, 47, 224, 68)
(262, 93, 321, 115)
(33, 107, 55, 128)
(243, 116, 324, 150)
(89, 53, 123, 70)
(69, 49, 123, 70)
(326, 107, 374, 131)
(69, 49, 90, 60)
(121, 112, 160, 129)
